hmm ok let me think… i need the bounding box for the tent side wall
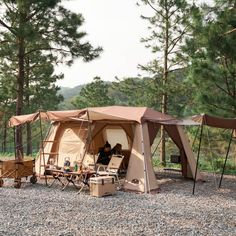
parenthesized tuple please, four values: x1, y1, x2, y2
(124, 123, 158, 192)
(177, 126, 203, 180)
(162, 124, 203, 180)
(57, 123, 87, 167)
(36, 121, 87, 176)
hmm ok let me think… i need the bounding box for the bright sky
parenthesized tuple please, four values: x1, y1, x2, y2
(56, 0, 153, 88)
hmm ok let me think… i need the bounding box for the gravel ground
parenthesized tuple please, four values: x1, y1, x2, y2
(0, 172, 235, 236)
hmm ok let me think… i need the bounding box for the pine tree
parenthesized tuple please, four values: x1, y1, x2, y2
(183, 0, 236, 117)
(0, 0, 102, 157)
(138, 0, 192, 164)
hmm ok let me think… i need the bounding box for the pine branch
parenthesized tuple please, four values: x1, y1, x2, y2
(146, 0, 165, 19)
(214, 81, 232, 97)
(0, 19, 15, 35)
(168, 26, 188, 54)
(223, 28, 236, 35)
(25, 47, 71, 56)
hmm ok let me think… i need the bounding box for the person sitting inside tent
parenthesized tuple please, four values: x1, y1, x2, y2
(111, 143, 122, 155)
(97, 141, 112, 165)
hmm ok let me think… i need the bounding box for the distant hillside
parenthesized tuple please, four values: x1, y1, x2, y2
(59, 84, 85, 100)
(58, 81, 113, 110)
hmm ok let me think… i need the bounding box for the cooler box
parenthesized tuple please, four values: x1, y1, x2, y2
(89, 176, 116, 197)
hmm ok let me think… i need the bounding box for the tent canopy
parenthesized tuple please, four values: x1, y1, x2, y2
(9, 106, 176, 126)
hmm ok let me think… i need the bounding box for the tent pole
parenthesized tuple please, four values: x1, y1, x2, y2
(219, 129, 234, 188)
(140, 124, 149, 194)
(39, 111, 47, 186)
(13, 127, 17, 159)
(80, 109, 92, 167)
(87, 110, 95, 166)
(192, 124, 204, 195)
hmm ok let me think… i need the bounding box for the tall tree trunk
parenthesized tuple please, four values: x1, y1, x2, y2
(26, 123, 32, 155)
(2, 115, 7, 153)
(160, 1, 169, 166)
(15, 0, 27, 160)
(25, 56, 32, 155)
(16, 37, 25, 159)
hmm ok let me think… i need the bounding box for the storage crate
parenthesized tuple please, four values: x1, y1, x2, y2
(89, 176, 116, 197)
(0, 159, 37, 188)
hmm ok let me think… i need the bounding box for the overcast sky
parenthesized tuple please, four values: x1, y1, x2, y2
(56, 0, 153, 88)
(56, 0, 211, 88)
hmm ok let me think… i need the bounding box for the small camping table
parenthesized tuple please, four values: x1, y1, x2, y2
(47, 168, 95, 192)
(47, 169, 65, 188)
(76, 170, 96, 194)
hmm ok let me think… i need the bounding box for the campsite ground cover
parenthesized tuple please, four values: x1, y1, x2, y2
(0, 173, 235, 236)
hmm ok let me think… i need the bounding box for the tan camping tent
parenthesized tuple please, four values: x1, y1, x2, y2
(9, 106, 202, 193)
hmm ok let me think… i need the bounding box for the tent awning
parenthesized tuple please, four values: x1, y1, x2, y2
(191, 114, 236, 129)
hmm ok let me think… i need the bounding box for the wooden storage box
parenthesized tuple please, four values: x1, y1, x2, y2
(89, 176, 116, 197)
(0, 159, 35, 178)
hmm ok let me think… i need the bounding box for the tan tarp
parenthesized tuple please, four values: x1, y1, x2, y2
(192, 114, 236, 129)
(10, 106, 202, 193)
(9, 112, 42, 127)
(9, 106, 175, 126)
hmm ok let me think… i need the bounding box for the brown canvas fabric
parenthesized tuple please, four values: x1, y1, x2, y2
(192, 114, 236, 129)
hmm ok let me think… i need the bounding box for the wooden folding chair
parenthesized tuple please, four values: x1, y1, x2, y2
(96, 155, 124, 187)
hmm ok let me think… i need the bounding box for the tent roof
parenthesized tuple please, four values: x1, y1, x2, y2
(9, 108, 236, 129)
(81, 106, 174, 123)
(9, 106, 176, 126)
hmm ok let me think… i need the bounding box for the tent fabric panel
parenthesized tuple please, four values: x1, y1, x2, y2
(124, 124, 158, 192)
(143, 108, 173, 123)
(9, 110, 85, 126)
(86, 106, 147, 123)
(81, 110, 131, 122)
(192, 114, 236, 129)
(35, 122, 60, 176)
(46, 110, 84, 121)
(177, 126, 203, 180)
(124, 124, 146, 192)
(164, 125, 183, 150)
(141, 122, 159, 192)
(147, 122, 161, 146)
(57, 124, 87, 167)
(9, 112, 40, 127)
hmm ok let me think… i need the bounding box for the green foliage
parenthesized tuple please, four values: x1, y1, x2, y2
(59, 85, 84, 100)
(138, 0, 193, 115)
(183, 1, 236, 117)
(72, 77, 115, 108)
(111, 77, 158, 108)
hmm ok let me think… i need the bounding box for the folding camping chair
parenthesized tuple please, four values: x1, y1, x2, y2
(96, 154, 124, 188)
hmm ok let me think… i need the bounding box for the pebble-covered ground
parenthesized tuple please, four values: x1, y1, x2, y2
(0, 172, 235, 236)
